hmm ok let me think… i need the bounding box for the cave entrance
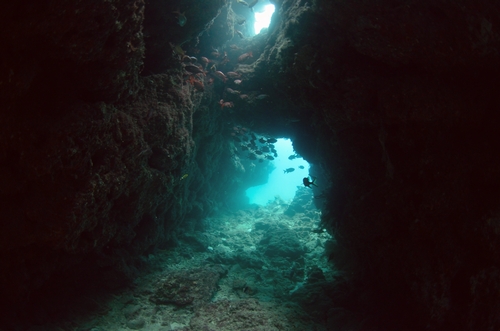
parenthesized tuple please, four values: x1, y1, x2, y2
(253, 3, 275, 35)
(245, 138, 310, 205)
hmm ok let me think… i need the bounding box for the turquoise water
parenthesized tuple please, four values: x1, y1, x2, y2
(246, 139, 310, 205)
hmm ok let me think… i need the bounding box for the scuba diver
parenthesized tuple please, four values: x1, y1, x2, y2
(303, 176, 318, 188)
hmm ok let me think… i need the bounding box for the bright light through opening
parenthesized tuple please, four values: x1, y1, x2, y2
(254, 4, 275, 35)
(246, 139, 310, 205)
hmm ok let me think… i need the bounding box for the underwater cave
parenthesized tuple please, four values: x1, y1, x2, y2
(1, 0, 500, 330)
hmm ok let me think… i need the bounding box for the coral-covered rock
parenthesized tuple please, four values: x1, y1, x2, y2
(150, 266, 227, 306)
(260, 228, 304, 259)
(188, 299, 293, 331)
(0, 0, 236, 320)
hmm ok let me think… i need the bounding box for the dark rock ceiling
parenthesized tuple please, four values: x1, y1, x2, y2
(1, 0, 500, 330)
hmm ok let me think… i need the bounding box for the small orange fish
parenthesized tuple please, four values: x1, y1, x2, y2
(187, 76, 204, 91)
(219, 99, 234, 109)
(226, 71, 241, 79)
(214, 71, 227, 82)
(238, 51, 253, 63)
(184, 64, 205, 76)
(226, 88, 240, 95)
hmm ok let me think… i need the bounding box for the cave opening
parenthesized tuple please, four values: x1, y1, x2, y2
(253, 3, 275, 35)
(245, 138, 311, 205)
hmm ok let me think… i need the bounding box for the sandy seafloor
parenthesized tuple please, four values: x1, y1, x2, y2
(39, 188, 336, 331)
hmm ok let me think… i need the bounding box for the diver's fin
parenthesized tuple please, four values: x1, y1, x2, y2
(311, 176, 318, 186)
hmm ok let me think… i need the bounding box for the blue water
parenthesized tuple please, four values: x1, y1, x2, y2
(246, 139, 310, 205)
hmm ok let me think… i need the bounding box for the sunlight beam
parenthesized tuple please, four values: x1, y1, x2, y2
(254, 4, 275, 35)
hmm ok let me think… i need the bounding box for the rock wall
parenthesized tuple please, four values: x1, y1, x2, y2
(0, 0, 237, 320)
(243, 0, 500, 329)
